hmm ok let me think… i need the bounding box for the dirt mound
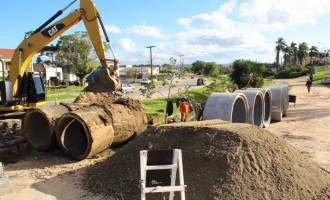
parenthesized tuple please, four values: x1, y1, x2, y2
(82, 120, 330, 200)
(74, 92, 115, 104)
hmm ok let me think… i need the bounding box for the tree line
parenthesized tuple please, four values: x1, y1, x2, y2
(275, 37, 329, 71)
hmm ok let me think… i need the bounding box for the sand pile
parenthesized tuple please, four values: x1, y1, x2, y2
(82, 120, 330, 200)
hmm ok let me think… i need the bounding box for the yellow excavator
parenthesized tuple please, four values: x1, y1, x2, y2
(0, 0, 121, 114)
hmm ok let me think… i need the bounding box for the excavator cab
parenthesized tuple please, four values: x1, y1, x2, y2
(22, 72, 46, 106)
(0, 61, 45, 111)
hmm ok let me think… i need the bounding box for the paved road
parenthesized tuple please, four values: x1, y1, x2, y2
(46, 74, 208, 106)
(125, 74, 206, 99)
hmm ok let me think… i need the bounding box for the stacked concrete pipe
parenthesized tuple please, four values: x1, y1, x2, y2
(271, 82, 289, 117)
(247, 88, 272, 128)
(203, 93, 249, 123)
(234, 90, 264, 127)
(264, 86, 284, 122)
(22, 105, 70, 151)
(22, 98, 148, 160)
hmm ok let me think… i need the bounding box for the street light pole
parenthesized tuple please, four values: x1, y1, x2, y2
(146, 46, 156, 84)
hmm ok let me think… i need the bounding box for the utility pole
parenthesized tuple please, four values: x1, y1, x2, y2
(146, 46, 156, 84)
(179, 55, 184, 79)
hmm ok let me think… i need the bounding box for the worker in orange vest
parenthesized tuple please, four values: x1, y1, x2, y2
(179, 98, 190, 122)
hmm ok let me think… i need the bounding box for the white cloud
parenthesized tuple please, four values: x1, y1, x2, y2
(177, 18, 192, 29)
(115, 0, 330, 64)
(240, 0, 330, 30)
(178, 0, 236, 29)
(105, 25, 122, 34)
(218, 0, 236, 14)
(126, 25, 168, 39)
(117, 38, 136, 52)
(169, 1, 274, 63)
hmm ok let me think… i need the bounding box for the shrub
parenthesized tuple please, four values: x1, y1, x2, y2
(263, 69, 275, 77)
(275, 69, 310, 78)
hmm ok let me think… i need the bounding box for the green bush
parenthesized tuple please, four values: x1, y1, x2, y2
(275, 69, 310, 78)
(263, 69, 275, 77)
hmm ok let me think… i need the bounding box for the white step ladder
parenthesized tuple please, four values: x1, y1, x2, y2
(140, 149, 186, 200)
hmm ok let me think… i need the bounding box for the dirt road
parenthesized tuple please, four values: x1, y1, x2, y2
(1, 76, 329, 199)
(268, 76, 330, 171)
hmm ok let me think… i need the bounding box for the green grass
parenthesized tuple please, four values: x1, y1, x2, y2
(46, 86, 85, 94)
(46, 93, 78, 101)
(313, 66, 330, 83)
(263, 77, 274, 86)
(141, 99, 175, 114)
(45, 85, 83, 101)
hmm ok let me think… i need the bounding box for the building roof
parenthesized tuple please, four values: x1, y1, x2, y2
(0, 48, 15, 58)
(33, 63, 51, 72)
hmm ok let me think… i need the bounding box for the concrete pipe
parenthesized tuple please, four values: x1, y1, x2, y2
(101, 103, 147, 146)
(234, 90, 264, 127)
(247, 88, 272, 128)
(56, 106, 114, 160)
(203, 92, 249, 123)
(271, 82, 288, 117)
(264, 86, 284, 122)
(22, 105, 69, 151)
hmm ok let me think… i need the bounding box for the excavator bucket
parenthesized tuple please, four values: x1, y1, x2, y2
(84, 68, 121, 92)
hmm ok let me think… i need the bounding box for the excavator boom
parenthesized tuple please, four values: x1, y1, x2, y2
(3, 0, 121, 112)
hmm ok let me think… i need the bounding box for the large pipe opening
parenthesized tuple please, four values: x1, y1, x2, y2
(22, 105, 69, 151)
(263, 90, 272, 127)
(57, 116, 90, 160)
(231, 97, 248, 123)
(203, 93, 249, 123)
(247, 88, 272, 128)
(254, 95, 263, 127)
(234, 90, 264, 127)
(23, 111, 51, 151)
(56, 107, 114, 160)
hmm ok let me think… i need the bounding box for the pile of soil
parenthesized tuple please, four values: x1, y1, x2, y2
(74, 92, 115, 104)
(74, 92, 145, 113)
(82, 120, 330, 200)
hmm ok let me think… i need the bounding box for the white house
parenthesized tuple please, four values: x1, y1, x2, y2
(44, 67, 63, 80)
(119, 66, 160, 77)
(0, 48, 15, 80)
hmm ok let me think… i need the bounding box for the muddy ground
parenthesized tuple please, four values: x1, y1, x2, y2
(0, 76, 330, 199)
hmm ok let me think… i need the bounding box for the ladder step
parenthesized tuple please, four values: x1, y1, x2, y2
(143, 185, 185, 193)
(145, 164, 177, 170)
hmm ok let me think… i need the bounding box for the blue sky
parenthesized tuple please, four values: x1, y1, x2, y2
(1, 0, 330, 65)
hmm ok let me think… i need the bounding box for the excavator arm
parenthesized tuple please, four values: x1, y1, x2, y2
(9, 0, 120, 98)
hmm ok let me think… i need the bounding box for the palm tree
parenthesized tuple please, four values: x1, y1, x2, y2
(290, 42, 298, 66)
(275, 37, 287, 71)
(297, 42, 309, 65)
(283, 45, 294, 66)
(309, 46, 319, 65)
